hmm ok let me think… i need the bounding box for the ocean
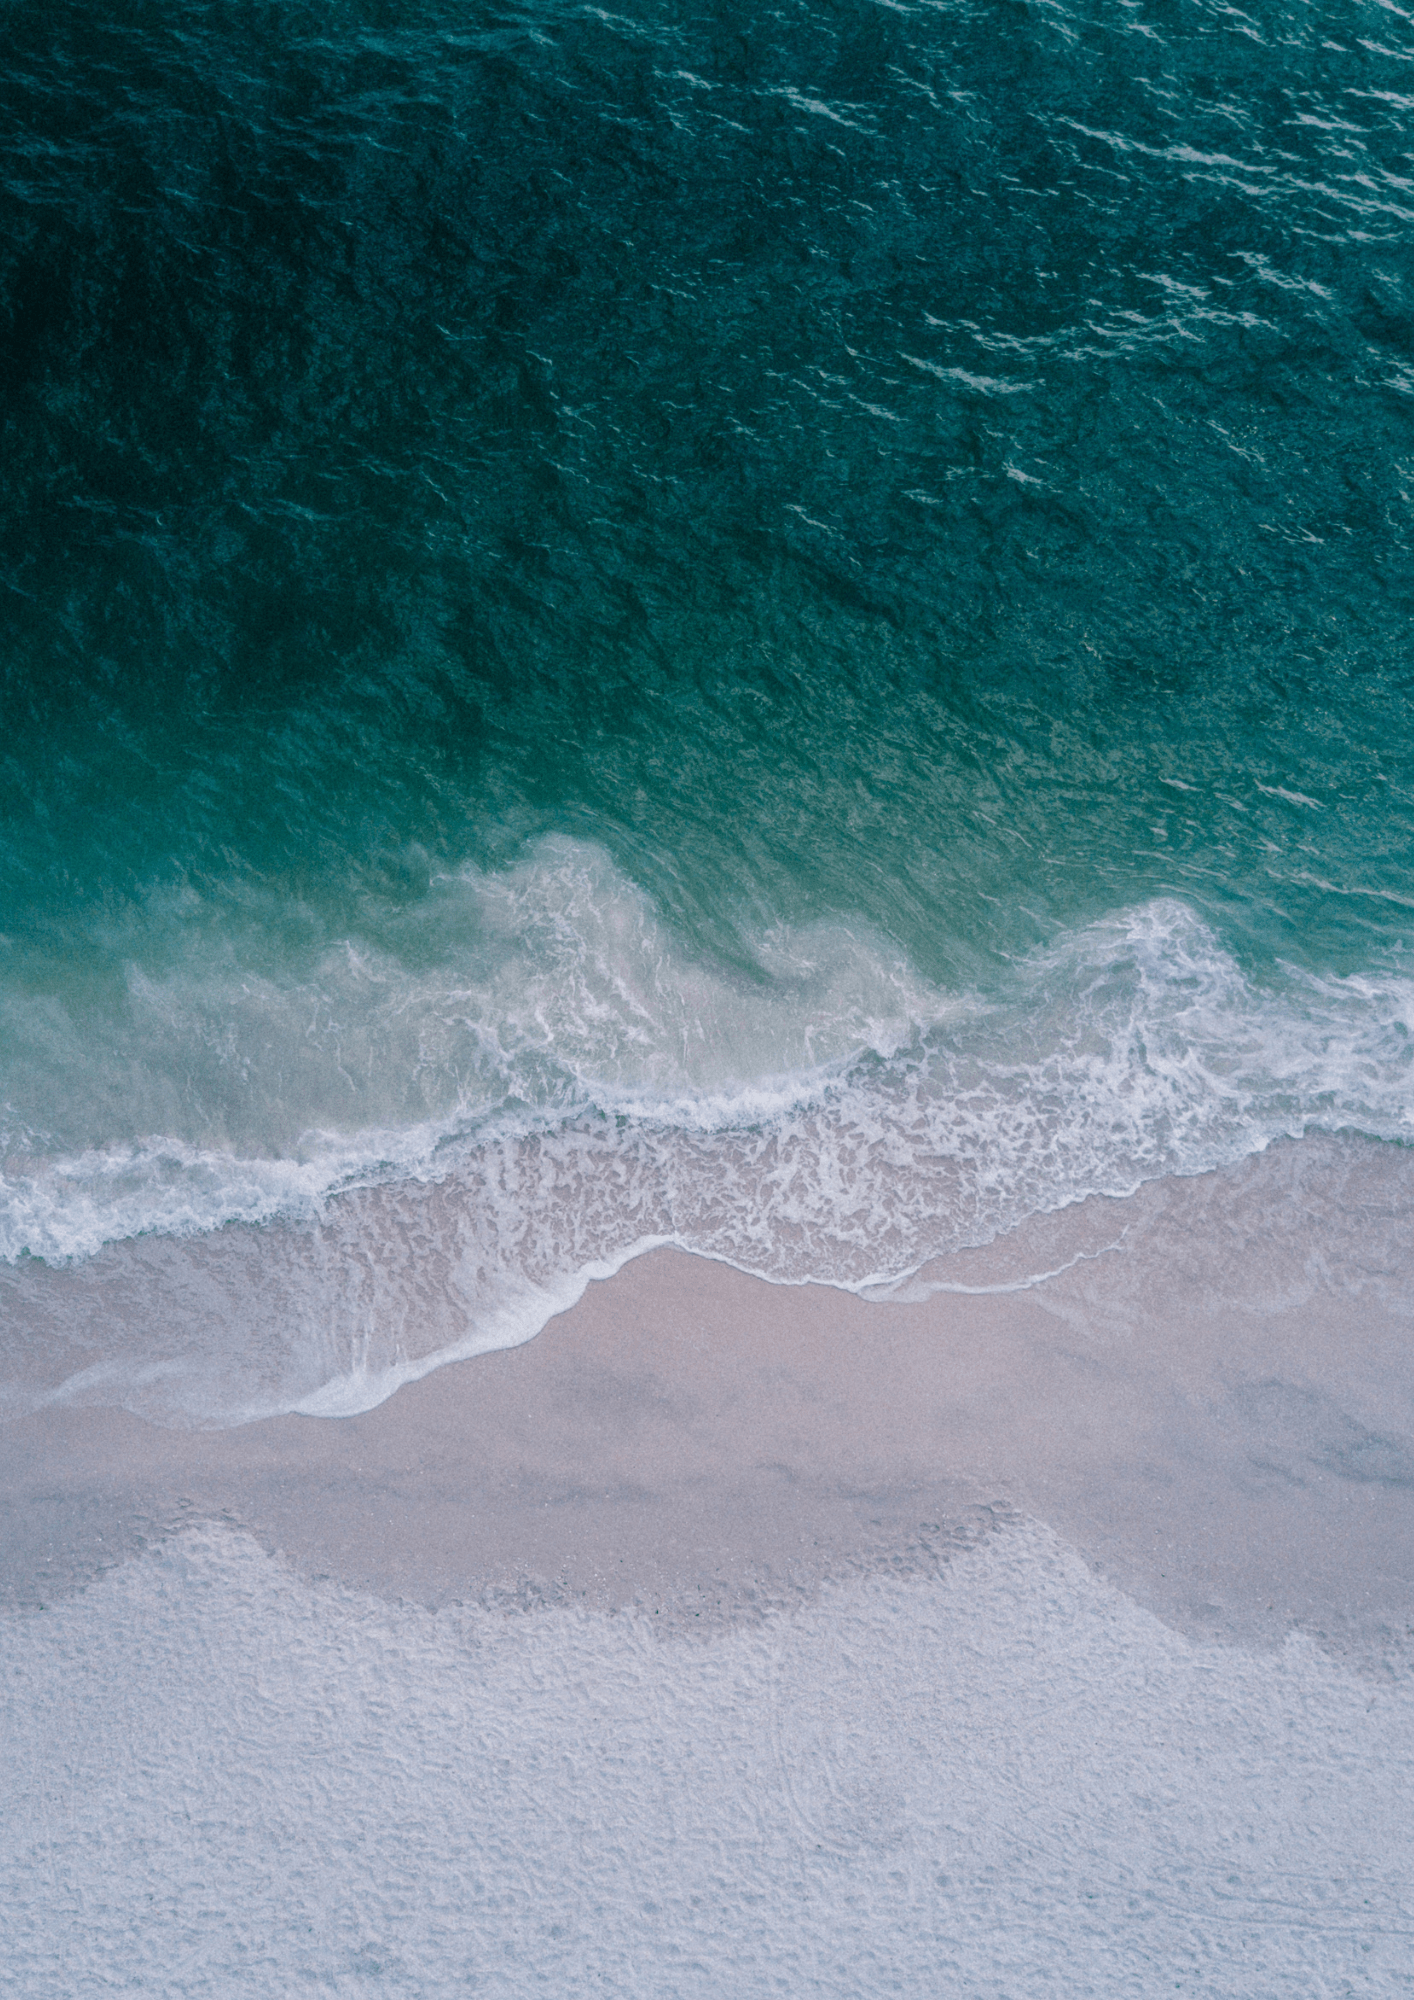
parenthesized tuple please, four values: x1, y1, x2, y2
(4, 0, 1414, 1424)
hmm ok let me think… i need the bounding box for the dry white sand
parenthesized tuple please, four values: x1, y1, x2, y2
(3, 1136, 1414, 1992)
(4, 1517, 1413, 1997)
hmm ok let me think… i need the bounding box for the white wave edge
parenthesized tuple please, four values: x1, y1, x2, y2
(6, 887, 1414, 1278)
(5, 886, 1414, 1426)
(28, 1222, 1148, 1428)
(0, 1049, 884, 1270)
(281, 1230, 1155, 1423)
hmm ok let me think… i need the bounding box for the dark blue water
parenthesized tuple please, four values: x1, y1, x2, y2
(4, 0, 1414, 1416)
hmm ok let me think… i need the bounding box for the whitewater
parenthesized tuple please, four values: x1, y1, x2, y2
(2, 835, 1412, 1424)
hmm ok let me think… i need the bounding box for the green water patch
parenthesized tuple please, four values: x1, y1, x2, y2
(2, 0, 1413, 1147)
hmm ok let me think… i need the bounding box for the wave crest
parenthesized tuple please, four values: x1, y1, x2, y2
(3, 857, 1414, 1422)
(3, 853, 1413, 1277)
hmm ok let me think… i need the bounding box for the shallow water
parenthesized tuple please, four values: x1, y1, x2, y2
(4, 0, 1414, 1415)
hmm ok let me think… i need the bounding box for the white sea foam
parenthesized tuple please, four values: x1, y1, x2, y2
(0, 836, 945, 1264)
(3, 841, 1414, 1421)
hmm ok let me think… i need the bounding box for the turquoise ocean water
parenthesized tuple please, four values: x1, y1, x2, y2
(4, 0, 1414, 1421)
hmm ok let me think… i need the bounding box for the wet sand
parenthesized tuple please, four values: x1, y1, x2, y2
(5, 1137, 1414, 1657)
(7, 1139, 1414, 1994)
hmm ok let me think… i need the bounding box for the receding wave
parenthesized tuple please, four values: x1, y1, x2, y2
(2, 838, 1413, 1423)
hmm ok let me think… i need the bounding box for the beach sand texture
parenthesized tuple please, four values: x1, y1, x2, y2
(9, 2, 1414, 1989)
(3, 1138, 1414, 1994)
(6, 1136, 1414, 1646)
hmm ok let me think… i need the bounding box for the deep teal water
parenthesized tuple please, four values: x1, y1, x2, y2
(3, 0, 1414, 1411)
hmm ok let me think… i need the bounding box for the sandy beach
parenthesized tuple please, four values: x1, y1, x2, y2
(5, 1138, 1414, 1992)
(5, 1134, 1414, 1652)
(10, 2, 1414, 1986)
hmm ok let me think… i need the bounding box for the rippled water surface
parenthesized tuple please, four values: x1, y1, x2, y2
(3, 0, 1413, 1413)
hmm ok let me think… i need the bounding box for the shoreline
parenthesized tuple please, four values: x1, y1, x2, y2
(4, 1134, 1414, 1657)
(7, 1136, 1414, 1991)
